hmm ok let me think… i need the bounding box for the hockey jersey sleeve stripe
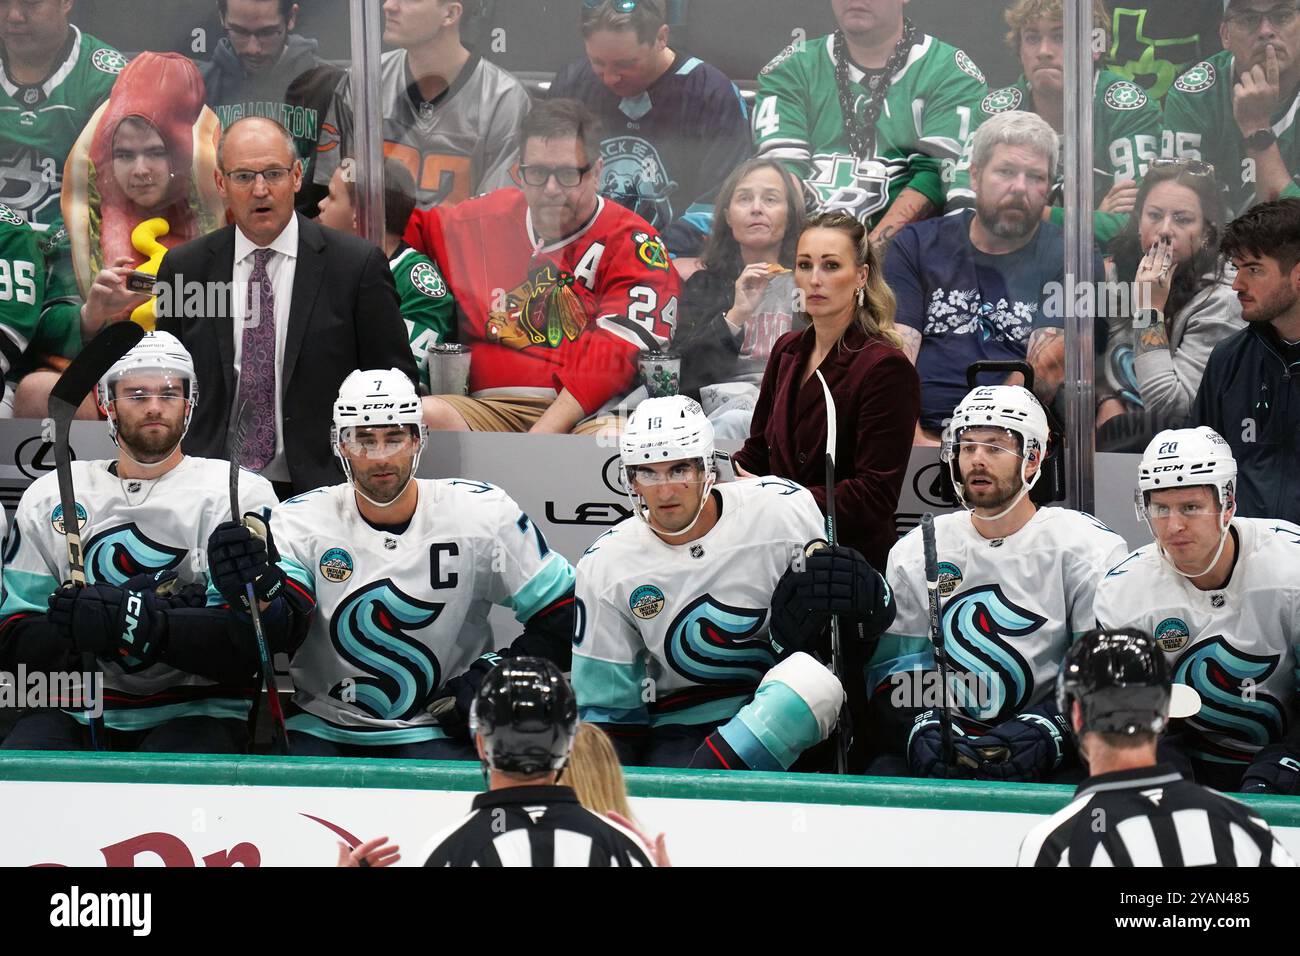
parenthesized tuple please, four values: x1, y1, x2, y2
(280, 555, 317, 598)
(719, 680, 824, 772)
(596, 315, 661, 352)
(864, 634, 934, 693)
(505, 556, 575, 623)
(571, 654, 648, 725)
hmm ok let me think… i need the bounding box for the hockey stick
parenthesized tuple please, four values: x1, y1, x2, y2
(813, 370, 850, 774)
(48, 320, 145, 751)
(228, 399, 289, 755)
(920, 513, 956, 766)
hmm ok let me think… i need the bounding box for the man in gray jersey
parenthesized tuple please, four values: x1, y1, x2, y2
(314, 0, 530, 211)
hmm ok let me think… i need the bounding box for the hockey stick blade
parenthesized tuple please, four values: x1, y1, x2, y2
(47, 320, 144, 751)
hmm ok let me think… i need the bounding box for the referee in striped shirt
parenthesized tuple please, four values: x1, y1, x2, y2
(1018, 628, 1296, 867)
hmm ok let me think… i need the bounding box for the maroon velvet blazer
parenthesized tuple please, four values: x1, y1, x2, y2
(733, 323, 921, 570)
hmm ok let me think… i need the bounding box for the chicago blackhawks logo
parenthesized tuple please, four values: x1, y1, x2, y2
(1174, 62, 1215, 94)
(663, 595, 772, 686)
(1173, 636, 1286, 762)
(83, 524, 187, 586)
(1103, 80, 1148, 111)
(981, 87, 1023, 115)
(485, 265, 587, 351)
(940, 585, 1046, 721)
(632, 231, 670, 271)
(329, 580, 444, 722)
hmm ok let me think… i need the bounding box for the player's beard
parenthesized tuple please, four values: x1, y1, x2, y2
(963, 469, 1021, 511)
(117, 415, 185, 464)
(353, 458, 415, 505)
(975, 193, 1042, 241)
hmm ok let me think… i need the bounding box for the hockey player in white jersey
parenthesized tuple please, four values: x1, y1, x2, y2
(572, 395, 893, 770)
(866, 385, 1130, 781)
(1094, 427, 1300, 794)
(0, 332, 279, 752)
(205, 369, 576, 759)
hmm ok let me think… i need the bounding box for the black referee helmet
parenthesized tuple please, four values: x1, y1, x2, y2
(471, 657, 578, 775)
(1057, 627, 1200, 737)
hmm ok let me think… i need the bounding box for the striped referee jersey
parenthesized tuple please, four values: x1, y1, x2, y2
(1018, 763, 1297, 867)
(420, 785, 656, 867)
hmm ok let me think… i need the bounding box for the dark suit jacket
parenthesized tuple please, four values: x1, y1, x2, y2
(155, 214, 416, 494)
(733, 323, 920, 571)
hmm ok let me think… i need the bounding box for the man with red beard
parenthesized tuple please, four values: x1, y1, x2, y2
(883, 110, 1104, 443)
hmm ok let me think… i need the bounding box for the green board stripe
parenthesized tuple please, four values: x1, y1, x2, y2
(2, 752, 1299, 826)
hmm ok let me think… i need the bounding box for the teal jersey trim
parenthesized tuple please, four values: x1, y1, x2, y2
(285, 712, 451, 745)
(506, 556, 574, 622)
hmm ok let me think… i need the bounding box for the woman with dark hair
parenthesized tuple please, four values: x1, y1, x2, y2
(1098, 161, 1244, 448)
(733, 211, 919, 573)
(675, 158, 805, 439)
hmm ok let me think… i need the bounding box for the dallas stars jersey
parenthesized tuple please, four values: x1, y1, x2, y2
(953, 70, 1163, 207)
(548, 51, 752, 255)
(391, 243, 455, 392)
(754, 32, 987, 227)
(405, 191, 681, 414)
(870, 508, 1129, 725)
(314, 51, 531, 210)
(1094, 519, 1300, 766)
(572, 477, 825, 729)
(0, 457, 278, 730)
(270, 479, 575, 746)
(1162, 50, 1300, 217)
(0, 26, 123, 230)
(0, 203, 44, 386)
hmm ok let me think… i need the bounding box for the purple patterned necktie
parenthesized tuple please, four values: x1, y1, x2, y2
(239, 247, 277, 470)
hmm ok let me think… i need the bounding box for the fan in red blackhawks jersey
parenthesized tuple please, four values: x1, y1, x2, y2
(0, 332, 284, 754)
(865, 385, 1130, 782)
(1094, 426, 1300, 794)
(406, 99, 680, 436)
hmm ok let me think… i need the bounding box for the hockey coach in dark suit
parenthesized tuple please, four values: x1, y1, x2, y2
(156, 115, 416, 496)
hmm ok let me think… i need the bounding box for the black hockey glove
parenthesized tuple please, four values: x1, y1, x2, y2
(963, 712, 1070, 783)
(906, 711, 980, 779)
(1241, 744, 1300, 795)
(798, 544, 895, 637)
(47, 571, 175, 666)
(769, 565, 831, 661)
(425, 651, 505, 736)
(208, 512, 285, 610)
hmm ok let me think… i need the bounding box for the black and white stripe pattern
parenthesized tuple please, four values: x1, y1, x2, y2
(422, 785, 655, 868)
(1018, 763, 1297, 867)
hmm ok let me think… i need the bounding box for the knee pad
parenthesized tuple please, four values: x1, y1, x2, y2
(715, 652, 845, 771)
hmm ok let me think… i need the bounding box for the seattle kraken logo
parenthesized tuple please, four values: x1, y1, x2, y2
(329, 580, 444, 721)
(1173, 636, 1286, 761)
(663, 595, 772, 686)
(83, 524, 187, 586)
(940, 585, 1046, 722)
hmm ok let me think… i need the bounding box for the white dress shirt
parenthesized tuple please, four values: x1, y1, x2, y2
(232, 215, 298, 483)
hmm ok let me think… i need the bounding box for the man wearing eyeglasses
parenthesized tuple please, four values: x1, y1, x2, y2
(546, 0, 751, 258)
(406, 98, 681, 436)
(864, 385, 1129, 782)
(150, 115, 416, 497)
(199, 0, 344, 217)
(313, 0, 531, 211)
(0, 331, 286, 754)
(1163, 0, 1300, 216)
(1094, 426, 1300, 794)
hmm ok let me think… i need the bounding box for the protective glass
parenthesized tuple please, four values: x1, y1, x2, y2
(1134, 490, 1221, 522)
(105, 369, 191, 404)
(627, 462, 703, 486)
(940, 428, 1024, 464)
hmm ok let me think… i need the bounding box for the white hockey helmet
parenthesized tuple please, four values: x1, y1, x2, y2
(620, 396, 716, 534)
(1136, 427, 1237, 579)
(331, 369, 427, 504)
(940, 385, 1049, 519)
(96, 329, 198, 441)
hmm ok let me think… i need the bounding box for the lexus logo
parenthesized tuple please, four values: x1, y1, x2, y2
(912, 462, 954, 509)
(15, 435, 71, 481)
(601, 454, 628, 497)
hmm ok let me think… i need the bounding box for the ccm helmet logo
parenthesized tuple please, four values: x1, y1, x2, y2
(1150, 464, 1184, 473)
(361, 403, 396, 410)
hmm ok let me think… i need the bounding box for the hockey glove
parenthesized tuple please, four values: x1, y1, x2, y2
(1241, 744, 1300, 795)
(207, 512, 286, 610)
(425, 651, 506, 735)
(964, 712, 1070, 782)
(769, 565, 831, 661)
(906, 711, 980, 779)
(47, 571, 174, 666)
(797, 544, 895, 637)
